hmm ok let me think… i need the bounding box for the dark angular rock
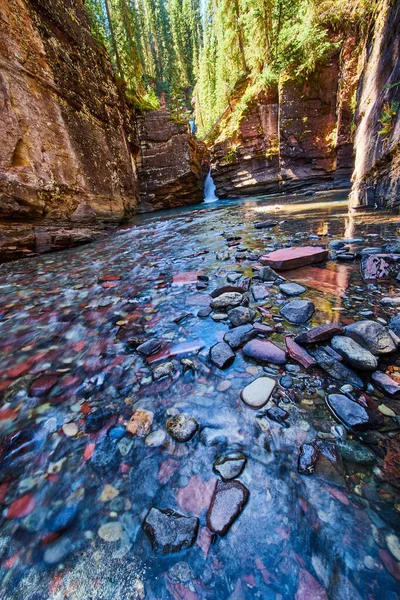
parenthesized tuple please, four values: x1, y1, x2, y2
(255, 265, 284, 282)
(326, 394, 371, 431)
(137, 339, 162, 357)
(165, 414, 198, 442)
(85, 408, 112, 433)
(143, 508, 199, 554)
(207, 480, 249, 536)
(228, 306, 255, 327)
(213, 452, 247, 480)
(337, 439, 376, 464)
(266, 406, 290, 425)
(345, 320, 397, 356)
(251, 285, 270, 301)
(45, 503, 80, 534)
(243, 339, 286, 365)
(295, 323, 344, 344)
(210, 341, 235, 369)
(224, 324, 256, 349)
(280, 374, 293, 389)
(253, 322, 274, 336)
(298, 443, 319, 475)
(254, 220, 278, 229)
(312, 348, 364, 389)
(90, 437, 121, 478)
(281, 300, 314, 324)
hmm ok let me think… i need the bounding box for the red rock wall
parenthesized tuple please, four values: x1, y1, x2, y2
(0, 0, 140, 224)
(349, 0, 400, 209)
(137, 110, 205, 212)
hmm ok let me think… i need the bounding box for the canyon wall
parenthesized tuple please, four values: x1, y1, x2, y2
(137, 110, 205, 212)
(349, 0, 400, 210)
(0, 0, 204, 261)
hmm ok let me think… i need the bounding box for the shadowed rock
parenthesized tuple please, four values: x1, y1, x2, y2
(331, 336, 378, 371)
(210, 341, 235, 369)
(295, 323, 344, 344)
(345, 320, 397, 355)
(281, 300, 315, 324)
(326, 394, 371, 431)
(143, 508, 199, 554)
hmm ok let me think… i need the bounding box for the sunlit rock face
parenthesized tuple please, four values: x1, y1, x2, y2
(350, 0, 400, 210)
(136, 110, 205, 212)
(0, 0, 140, 224)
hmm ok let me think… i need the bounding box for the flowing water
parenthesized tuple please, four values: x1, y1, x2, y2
(203, 170, 218, 203)
(0, 191, 399, 599)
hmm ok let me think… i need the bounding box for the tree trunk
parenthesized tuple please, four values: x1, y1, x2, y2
(104, 0, 123, 76)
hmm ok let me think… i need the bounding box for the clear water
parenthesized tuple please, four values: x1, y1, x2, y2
(0, 190, 399, 599)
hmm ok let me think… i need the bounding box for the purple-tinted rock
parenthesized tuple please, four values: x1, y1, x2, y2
(206, 480, 249, 536)
(298, 443, 319, 475)
(285, 336, 316, 369)
(361, 254, 391, 281)
(29, 374, 58, 397)
(371, 371, 400, 396)
(224, 324, 256, 349)
(243, 339, 286, 365)
(251, 285, 270, 301)
(143, 508, 199, 554)
(137, 339, 162, 357)
(295, 323, 344, 344)
(253, 322, 274, 336)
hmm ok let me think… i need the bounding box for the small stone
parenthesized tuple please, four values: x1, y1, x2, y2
(227, 272, 242, 283)
(44, 537, 73, 564)
(281, 300, 315, 324)
(197, 307, 212, 318)
(144, 508, 199, 554)
(137, 339, 162, 357)
(243, 339, 286, 364)
(62, 423, 78, 437)
(298, 443, 319, 475)
(126, 410, 154, 437)
(251, 285, 270, 301)
(279, 283, 306, 296)
(211, 312, 228, 321)
(280, 375, 293, 388)
(29, 374, 58, 397)
(213, 452, 247, 480)
(337, 439, 376, 464)
(378, 404, 396, 417)
(255, 265, 284, 282)
(98, 521, 123, 542)
(228, 307, 255, 327)
(253, 322, 274, 335)
(372, 371, 400, 396)
(389, 314, 400, 337)
(266, 406, 289, 425)
(380, 297, 400, 307)
(285, 336, 316, 368)
(254, 219, 278, 229)
(207, 480, 249, 536)
(224, 324, 256, 349)
(326, 394, 370, 430)
(331, 336, 378, 371)
(386, 534, 400, 562)
(210, 341, 235, 369)
(145, 430, 167, 447)
(240, 376, 276, 408)
(85, 408, 112, 433)
(166, 414, 198, 442)
(210, 292, 243, 310)
(152, 361, 175, 380)
(100, 485, 120, 502)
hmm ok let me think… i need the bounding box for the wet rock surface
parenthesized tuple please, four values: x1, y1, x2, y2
(281, 300, 315, 324)
(207, 481, 249, 536)
(0, 193, 399, 598)
(143, 508, 199, 554)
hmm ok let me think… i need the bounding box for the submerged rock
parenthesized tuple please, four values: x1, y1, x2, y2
(224, 324, 256, 349)
(298, 443, 319, 475)
(85, 408, 112, 433)
(143, 508, 199, 554)
(240, 376, 276, 408)
(126, 410, 154, 437)
(281, 300, 315, 324)
(137, 339, 162, 357)
(243, 339, 286, 364)
(326, 394, 371, 431)
(337, 439, 376, 464)
(331, 336, 378, 371)
(213, 452, 247, 480)
(345, 320, 397, 355)
(207, 480, 249, 536)
(228, 306, 255, 326)
(210, 341, 235, 369)
(152, 361, 175, 380)
(266, 406, 289, 425)
(165, 414, 198, 442)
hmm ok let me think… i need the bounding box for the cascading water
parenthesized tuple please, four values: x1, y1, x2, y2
(204, 168, 218, 202)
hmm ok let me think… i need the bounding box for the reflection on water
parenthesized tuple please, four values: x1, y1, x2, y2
(0, 190, 399, 599)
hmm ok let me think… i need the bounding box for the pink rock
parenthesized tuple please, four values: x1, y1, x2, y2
(177, 475, 216, 517)
(260, 246, 328, 271)
(295, 569, 328, 600)
(147, 339, 205, 364)
(173, 271, 204, 286)
(285, 336, 316, 368)
(6, 494, 36, 519)
(253, 323, 274, 335)
(243, 339, 286, 364)
(29, 374, 58, 397)
(196, 527, 213, 558)
(295, 323, 344, 344)
(361, 254, 392, 281)
(158, 458, 180, 484)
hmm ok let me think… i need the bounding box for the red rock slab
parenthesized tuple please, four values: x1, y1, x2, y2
(285, 337, 316, 369)
(147, 338, 205, 364)
(294, 323, 344, 344)
(260, 246, 328, 271)
(98, 274, 121, 282)
(29, 374, 58, 397)
(173, 271, 204, 286)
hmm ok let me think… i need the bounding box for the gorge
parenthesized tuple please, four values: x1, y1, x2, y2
(0, 1, 400, 599)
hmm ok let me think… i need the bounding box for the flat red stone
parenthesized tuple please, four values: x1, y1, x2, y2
(29, 374, 58, 397)
(6, 494, 36, 519)
(98, 274, 121, 282)
(285, 336, 316, 369)
(173, 271, 204, 285)
(260, 246, 328, 271)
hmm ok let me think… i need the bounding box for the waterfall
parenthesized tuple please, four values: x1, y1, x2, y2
(204, 168, 218, 202)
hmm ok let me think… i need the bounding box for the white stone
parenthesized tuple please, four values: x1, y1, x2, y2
(378, 404, 397, 417)
(98, 521, 123, 542)
(240, 376, 276, 409)
(386, 533, 400, 561)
